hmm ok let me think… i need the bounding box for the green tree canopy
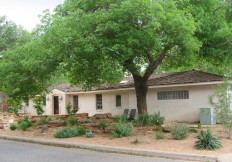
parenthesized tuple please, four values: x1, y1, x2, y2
(0, 16, 30, 54)
(0, 0, 231, 114)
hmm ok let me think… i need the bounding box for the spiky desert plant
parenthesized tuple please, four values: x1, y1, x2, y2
(195, 128, 222, 150)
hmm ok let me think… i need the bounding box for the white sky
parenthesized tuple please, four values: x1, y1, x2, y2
(0, 0, 64, 31)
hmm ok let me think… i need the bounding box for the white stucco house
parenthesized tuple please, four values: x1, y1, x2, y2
(25, 70, 226, 122)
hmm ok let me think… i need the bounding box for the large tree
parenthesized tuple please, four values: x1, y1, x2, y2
(0, 16, 30, 54)
(0, 0, 231, 114)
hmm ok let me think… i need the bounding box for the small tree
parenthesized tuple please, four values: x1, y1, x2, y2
(7, 98, 22, 116)
(33, 98, 44, 116)
(66, 103, 78, 116)
(210, 80, 232, 138)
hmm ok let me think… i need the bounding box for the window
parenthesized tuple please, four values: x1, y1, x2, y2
(116, 95, 121, 107)
(96, 94, 102, 110)
(73, 96, 78, 110)
(157, 90, 189, 100)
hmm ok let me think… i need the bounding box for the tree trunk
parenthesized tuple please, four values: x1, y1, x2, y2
(133, 75, 148, 115)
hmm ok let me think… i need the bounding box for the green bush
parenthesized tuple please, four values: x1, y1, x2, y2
(155, 129, 164, 140)
(138, 112, 165, 126)
(54, 127, 78, 138)
(66, 115, 77, 126)
(83, 119, 92, 123)
(77, 126, 86, 136)
(18, 121, 29, 131)
(98, 122, 108, 131)
(171, 124, 189, 140)
(112, 123, 132, 137)
(195, 129, 222, 150)
(116, 114, 127, 123)
(9, 123, 17, 130)
(38, 117, 48, 125)
(18, 117, 31, 131)
(153, 112, 165, 126)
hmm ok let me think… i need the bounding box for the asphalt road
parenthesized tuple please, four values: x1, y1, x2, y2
(0, 139, 192, 162)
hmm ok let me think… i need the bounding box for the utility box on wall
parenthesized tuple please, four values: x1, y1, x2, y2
(200, 108, 216, 125)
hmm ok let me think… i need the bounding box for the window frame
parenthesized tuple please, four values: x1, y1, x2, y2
(157, 90, 189, 100)
(96, 94, 103, 110)
(116, 95, 121, 107)
(73, 95, 79, 110)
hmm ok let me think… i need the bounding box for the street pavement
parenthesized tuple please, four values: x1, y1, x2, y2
(0, 139, 195, 162)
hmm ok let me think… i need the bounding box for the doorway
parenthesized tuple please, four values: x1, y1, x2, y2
(53, 96, 59, 115)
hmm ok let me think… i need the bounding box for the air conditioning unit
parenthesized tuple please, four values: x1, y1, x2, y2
(200, 108, 216, 125)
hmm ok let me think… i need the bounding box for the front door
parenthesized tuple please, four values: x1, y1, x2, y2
(54, 96, 59, 115)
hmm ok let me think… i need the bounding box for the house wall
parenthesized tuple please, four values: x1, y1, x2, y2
(45, 89, 66, 115)
(44, 84, 216, 122)
(66, 90, 129, 116)
(22, 100, 46, 116)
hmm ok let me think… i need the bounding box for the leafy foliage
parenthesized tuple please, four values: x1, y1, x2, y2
(137, 112, 165, 127)
(155, 129, 164, 140)
(18, 121, 30, 131)
(210, 80, 232, 137)
(33, 98, 44, 116)
(38, 117, 48, 125)
(66, 115, 77, 126)
(66, 103, 78, 115)
(98, 122, 109, 131)
(18, 117, 31, 127)
(9, 123, 17, 130)
(116, 114, 127, 123)
(171, 124, 189, 140)
(0, 16, 30, 53)
(54, 127, 78, 138)
(77, 126, 86, 136)
(195, 129, 222, 150)
(7, 98, 22, 116)
(112, 123, 132, 138)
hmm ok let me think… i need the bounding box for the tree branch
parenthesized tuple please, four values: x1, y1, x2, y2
(123, 59, 140, 77)
(143, 45, 173, 81)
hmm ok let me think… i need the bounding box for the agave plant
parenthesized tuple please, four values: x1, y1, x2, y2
(86, 130, 94, 138)
(195, 128, 222, 150)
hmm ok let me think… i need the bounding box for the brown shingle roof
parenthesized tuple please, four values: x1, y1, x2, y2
(50, 70, 224, 92)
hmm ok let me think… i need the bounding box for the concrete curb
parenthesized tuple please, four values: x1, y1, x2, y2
(0, 135, 218, 162)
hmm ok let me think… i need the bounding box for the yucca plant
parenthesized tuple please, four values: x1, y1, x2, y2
(195, 128, 222, 150)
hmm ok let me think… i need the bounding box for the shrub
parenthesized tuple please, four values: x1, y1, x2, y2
(86, 130, 94, 138)
(54, 127, 78, 138)
(9, 123, 17, 130)
(153, 112, 165, 126)
(66, 115, 77, 126)
(112, 123, 132, 137)
(116, 114, 127, 123)
(77, 126, 86, 136)
(66, 103, 79, 115)
(132, 119, 142, 127)
(155, 129, 164, 140)
(138, 112, 165, 126)
(195, 129, 222, 150)
(18, 121, 29, 131)
(98, 122, 108, 131)
(33, 98, 44, 115)
(18, 116, 31, 130)
(171, 124, 189, 140)
(83, 119, 92, 123)
(38, 117, 48, 125)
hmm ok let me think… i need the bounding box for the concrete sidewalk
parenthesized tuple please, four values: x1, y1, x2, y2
(0, 135, 227, 162)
